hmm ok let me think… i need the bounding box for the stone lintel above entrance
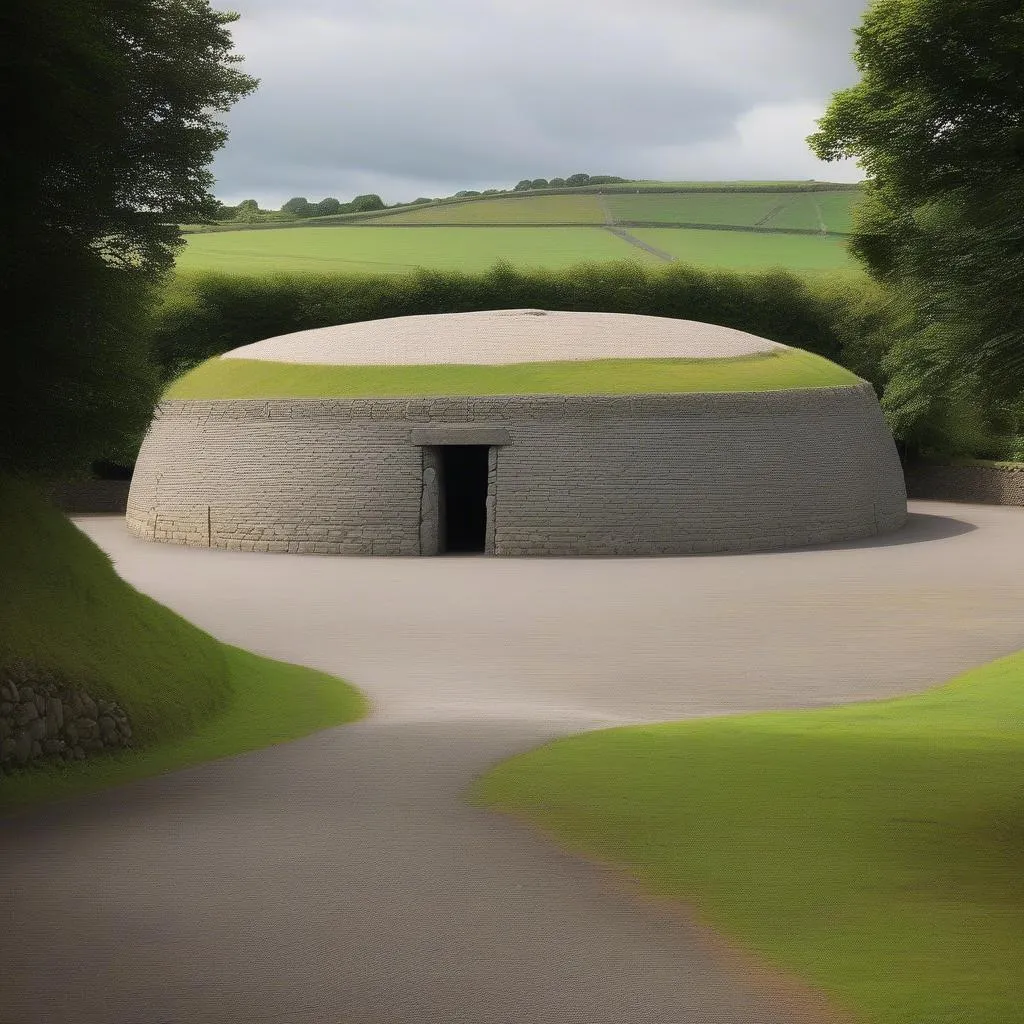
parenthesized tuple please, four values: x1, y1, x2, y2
(409, 425, 511, 446)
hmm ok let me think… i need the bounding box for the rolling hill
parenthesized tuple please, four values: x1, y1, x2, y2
(177, 181, 863, 277)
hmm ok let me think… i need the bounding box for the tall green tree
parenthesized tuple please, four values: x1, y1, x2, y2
(351, 194, 385, 212)
(313, 197, 342, 217)
(1, 0, 257, 476)
(809, 0, 1024, 449)
(281, 197, 313, 217)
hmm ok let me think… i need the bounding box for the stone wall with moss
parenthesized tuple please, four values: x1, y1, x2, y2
(0, 665, 133, 772)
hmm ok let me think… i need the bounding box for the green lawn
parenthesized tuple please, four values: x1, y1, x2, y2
(473, 655, 1024, 1024)
(632, 227, 856, 271)
(176, 226, 650, 274)
(166, 349, 860, 400)
(0, 478, 368, 814)
(362, 194, 605, 225)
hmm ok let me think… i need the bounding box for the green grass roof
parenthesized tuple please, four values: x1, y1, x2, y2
(166, 348, 860, 400)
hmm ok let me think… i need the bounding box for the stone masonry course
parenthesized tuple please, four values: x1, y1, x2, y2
(127, 384, 907, 557)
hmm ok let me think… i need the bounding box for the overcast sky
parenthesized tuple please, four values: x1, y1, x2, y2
(211, 0, 871, 207)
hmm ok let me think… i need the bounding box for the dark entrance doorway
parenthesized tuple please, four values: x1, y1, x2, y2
(441, 446, 489, 553)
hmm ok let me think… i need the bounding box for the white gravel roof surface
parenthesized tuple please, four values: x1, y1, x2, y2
(221, 309, 786, 366)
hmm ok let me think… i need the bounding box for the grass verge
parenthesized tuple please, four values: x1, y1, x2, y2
(166, 349, 860, 400)
(0, 646, 368, 815)
(472, 655, 1024, 1024)
(0, 477, 368, 815)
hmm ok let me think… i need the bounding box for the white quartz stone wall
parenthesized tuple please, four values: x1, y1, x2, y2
(126, 384, 906, 556)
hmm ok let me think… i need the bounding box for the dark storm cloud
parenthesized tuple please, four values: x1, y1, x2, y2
(211, 0, 871, 206)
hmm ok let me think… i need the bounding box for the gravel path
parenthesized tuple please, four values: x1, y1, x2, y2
(3, 502, 1023, 1023)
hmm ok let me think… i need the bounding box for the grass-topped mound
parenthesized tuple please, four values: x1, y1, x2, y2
(166, 349, 860, 400)
(473, 655, 1024, 1024)
(0, 478, 368, 813)
(0, 477, 231, 747)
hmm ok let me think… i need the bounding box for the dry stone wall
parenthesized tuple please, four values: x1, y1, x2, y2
(0, 665, 133, 772)
(127, 382, 906, 556)
(904, 462, 1024, 505)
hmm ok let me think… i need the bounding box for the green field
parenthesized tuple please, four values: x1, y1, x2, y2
(175, 182, 864, 277)
(166, 349, 859, 400)
(605, 190, 857, 232)
(607, 180, 844, 190)
(176, 226, 653, 274)
(363, 194, 605, 225)
(353, 189, 859, 233)
(176, 224, 854, 276)
(631, 228, 855, 271)
(762, 192, 859, 233)
(606, 192, 785, 226)
(474, 651, 1024, 1024)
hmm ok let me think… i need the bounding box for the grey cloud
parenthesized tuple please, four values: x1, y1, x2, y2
(211, 0, 871, 205)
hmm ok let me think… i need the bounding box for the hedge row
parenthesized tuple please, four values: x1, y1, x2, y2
(141, 260, 1024, 462)
(153, 261, 890, 390)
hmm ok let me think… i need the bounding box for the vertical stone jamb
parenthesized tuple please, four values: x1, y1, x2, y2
(485, 445, 498, 555)
(419, 446, 442, 555)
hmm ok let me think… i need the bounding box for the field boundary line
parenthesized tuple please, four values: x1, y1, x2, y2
(603, 226, 675, 262)
(811, 198, 828, 235)
(753, 200, 792, 228)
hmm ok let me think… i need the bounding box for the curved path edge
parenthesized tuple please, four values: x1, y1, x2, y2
(3, 502, 1022, 1023)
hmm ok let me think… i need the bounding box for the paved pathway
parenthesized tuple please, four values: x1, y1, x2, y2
(3, 502, 1024, 1023)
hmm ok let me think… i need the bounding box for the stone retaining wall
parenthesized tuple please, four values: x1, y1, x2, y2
(0, 665, 133, 772)
(127, 383, 907, 556)
(904, 462, 1024, 506)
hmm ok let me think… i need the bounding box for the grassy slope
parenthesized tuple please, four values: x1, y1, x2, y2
(352, 190, 860, 232)
(605, 192, 801, 226)
(176, 226, 650, 275)
(763, 192, 859, 234)
(632, 228, 856, 271)
(361, 194, 606, 225)
(473, 656, 1024, 1024)
(174, 183, 865, 277)
(602, 180, 852, 190)
(0, 477, 231, 745)
(0, 479, 368, 814)
(165, 350, 860, 400)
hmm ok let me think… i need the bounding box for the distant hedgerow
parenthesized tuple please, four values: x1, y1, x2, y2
(152, 261, 888, 389)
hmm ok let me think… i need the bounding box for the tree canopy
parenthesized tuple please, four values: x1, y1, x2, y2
(510, 173, 624, 191)
(2, 0, 257, 475)
(809, 0, 1024, 445)
(282, 197, 313, 216)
